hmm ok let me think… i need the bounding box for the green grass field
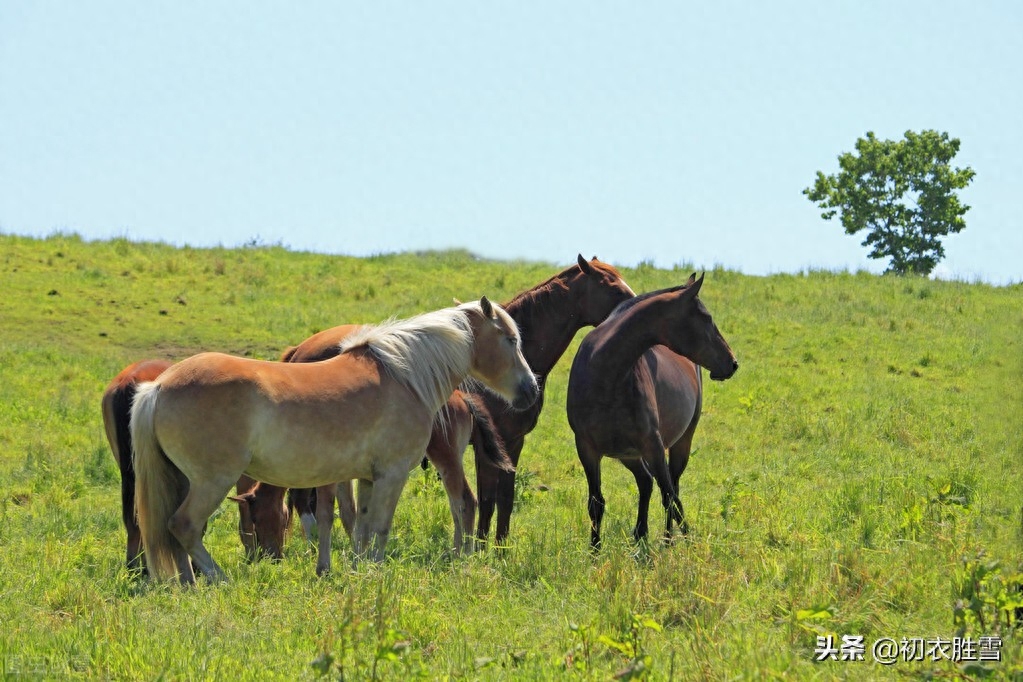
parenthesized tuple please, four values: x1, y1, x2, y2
(0, 233, 1020, 680)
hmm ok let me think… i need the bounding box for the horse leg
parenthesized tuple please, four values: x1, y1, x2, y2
(474, 458, 498, 545)
(431, 440, 475, 555)
(167, 479, 234, 584)
(120, 464, 145, 573)
(575, 435, 605, 550)
(644, 443, 684, 543)
(314, 483, 336, 577)
(336, 481, 357, 540)
(351, 479, 375, 559)
(620, 458, 655, 543)
(494, 436, 524, 547)
(356, 473, 410, 563)
(287, 487, 317, 542)
(667, 434, 695, 537)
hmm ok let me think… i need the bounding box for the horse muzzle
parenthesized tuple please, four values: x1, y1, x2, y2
(511, 376, 541, 410)
(709, 359, 739, 381)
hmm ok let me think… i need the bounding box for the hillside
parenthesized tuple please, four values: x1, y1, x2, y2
(0, 233, 1019, 679)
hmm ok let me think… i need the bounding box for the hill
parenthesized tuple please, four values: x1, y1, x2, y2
(0, 233, 1019, 679)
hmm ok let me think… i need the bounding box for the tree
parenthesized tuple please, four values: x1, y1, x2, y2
(804, 130, 976, 276)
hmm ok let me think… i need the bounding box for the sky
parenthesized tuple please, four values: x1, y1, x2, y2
(1, 2, 1020, 284)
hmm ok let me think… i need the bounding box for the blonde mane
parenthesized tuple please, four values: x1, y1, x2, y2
(338, 304, 481, 414)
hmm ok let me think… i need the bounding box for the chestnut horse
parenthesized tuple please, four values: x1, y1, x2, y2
(566, 274, 738, 549)
(230, 474, 298, 563)
(473, 255, 636, 546)
(101, 359, 173, 572)
(132, 300, 538, 583)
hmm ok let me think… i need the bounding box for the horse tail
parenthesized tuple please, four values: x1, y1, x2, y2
(464, 395, 514, 473)
(131, 381, 185, 581)
(102, 379, 139, 554)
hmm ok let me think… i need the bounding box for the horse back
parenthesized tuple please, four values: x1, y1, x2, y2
(282, 325, 363, 363)
(152, 351, 432, 488)
(102, 359, 173, 471)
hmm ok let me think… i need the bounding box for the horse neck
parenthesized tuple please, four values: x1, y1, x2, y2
(585, 296, 667, 383)
(505, 281, 588, 378)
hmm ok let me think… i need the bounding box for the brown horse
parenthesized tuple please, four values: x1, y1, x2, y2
(132, 300, 538, 583)
(275, 325, 512, 570)
(101, 359, 173, 572)
(474, 255, 636, 546)
(566, 274, 738, 549)
(231, 474, 301, 563)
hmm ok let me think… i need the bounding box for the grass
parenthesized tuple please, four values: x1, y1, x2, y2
(0, 232, 1020, 679)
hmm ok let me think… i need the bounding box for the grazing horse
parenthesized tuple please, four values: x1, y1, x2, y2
(131, 300, 539, 583)
(566, 274, 738, 549)
(277, 325, 512, 569)
(101, 359, 173, 572)
(231, 474, 299, 563)
(474, 255, 636, 546)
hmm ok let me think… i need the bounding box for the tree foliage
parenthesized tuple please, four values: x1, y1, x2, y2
(804, 130, 976, 275)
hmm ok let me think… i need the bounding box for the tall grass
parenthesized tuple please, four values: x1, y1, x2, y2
(0, 233, 1019, 679)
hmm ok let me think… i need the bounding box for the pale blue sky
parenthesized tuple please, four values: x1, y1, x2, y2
(2, 2, 1020, 283)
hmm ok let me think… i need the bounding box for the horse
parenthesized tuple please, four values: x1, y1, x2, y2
(101, 359, 173, 573)
(565, 274, 738, 549)
(231, 474, 304, 563)
(473, 255, 636, 546)
(277, 325, 512, 569)
(131, 299, 539, 583)
(104, 367, 292, 570)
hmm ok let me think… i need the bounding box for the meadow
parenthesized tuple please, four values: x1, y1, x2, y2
(0, 233, 1019, 680)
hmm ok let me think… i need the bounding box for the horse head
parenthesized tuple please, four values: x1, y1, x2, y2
(464, 297, 540, 410)
(229, 485, 291, 562)
(659, 274, 738, 381)
(573, 254, 636, 327)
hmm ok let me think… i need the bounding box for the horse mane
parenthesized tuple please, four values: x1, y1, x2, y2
(503, 259, 625, 318)
(337, 305, 477, 413)
(603, 282, 690, 322)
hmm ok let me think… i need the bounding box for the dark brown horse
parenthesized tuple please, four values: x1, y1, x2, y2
(474, 255, 636, 546)
(566, 274, 738, 549)
(101, 359, 173, 572)
(104, 363, 291, 570)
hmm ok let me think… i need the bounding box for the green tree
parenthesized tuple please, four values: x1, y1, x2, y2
(804, 130, 976, 276)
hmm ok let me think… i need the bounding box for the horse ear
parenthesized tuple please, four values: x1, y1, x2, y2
(452, 297, 463, 306)
(228, 495, 248, 506)
(686, 273, 704, 297)
(480, 295, 494, 318)
(577, 254, 593, 274)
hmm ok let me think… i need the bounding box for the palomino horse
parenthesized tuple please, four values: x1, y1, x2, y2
(132, 299, 538, 583)
(566, 274, 738, 549)
(101, 359, 173, 572)
(104, 368, 292, 569)
(278, 325, 512, 570)
(473, 255, 636, 546)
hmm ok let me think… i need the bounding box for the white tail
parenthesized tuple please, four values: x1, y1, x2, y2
(130, 381, 185, 581)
